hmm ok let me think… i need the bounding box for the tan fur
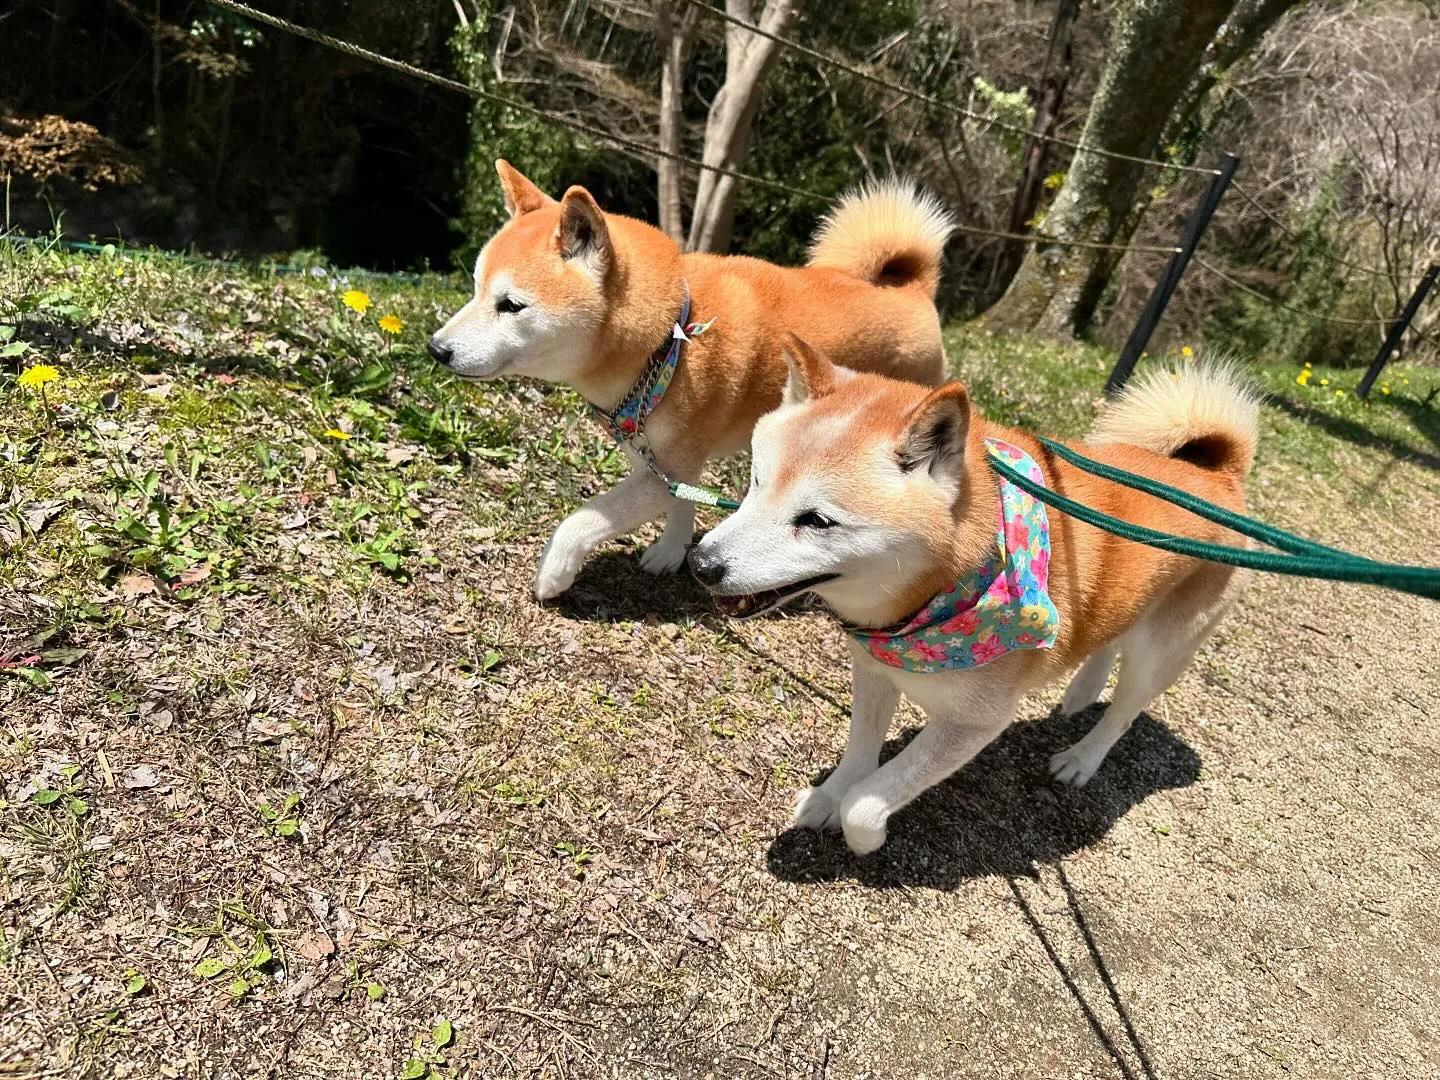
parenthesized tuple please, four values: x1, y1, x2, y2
(434, 162, 955, 598)
(807, 180, 956, 297)
(1088, 354, 1261, 477)
(771, 351, 1257, 675)
(688, 345, 1259, 850)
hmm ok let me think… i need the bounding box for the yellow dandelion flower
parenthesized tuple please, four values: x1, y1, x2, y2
(323, 429, 351, 441)
(1295, 371, 1310, 386)
(341, 290, 372, 314)
(1319, 377, 1330, 386)
(1181, 345, 1194, 358)
(377, 314, 404, 334)
(1334, 389, 1345, 398)
(17, 364, 60, 389)
(1304, 362, 1312, 368)
(1381, 386, 1391, 395)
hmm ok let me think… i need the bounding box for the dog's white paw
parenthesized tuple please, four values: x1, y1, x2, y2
(839, 792, 888, 855)
(1049, 744, 1105, 788)
(533, 554, 579, 602)
(638, 537, 688, 576)
(792, 786, 842, 832)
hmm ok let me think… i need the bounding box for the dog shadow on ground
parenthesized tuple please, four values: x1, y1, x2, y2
(554, 549, 723, 624)
(766, 707, 1200, 891)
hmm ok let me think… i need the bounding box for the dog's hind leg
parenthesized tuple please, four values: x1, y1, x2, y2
(1059, 642, 1120, 717)
(639, 499, 695, 575)
(534, 471, 676, 600)
(1050, 572, 1237, 787)
(793, 661, 900, 832)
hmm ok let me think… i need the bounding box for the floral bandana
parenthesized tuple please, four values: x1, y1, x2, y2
(591, 290, 715, 442)
(849, 438, 1061, 673)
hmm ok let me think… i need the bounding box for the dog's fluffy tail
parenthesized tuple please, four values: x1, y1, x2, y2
(1087, 355, 1262, 478)
(807, 180, 955, 298)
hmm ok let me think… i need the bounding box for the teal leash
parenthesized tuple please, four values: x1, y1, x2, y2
(669, 440, 1440, 600)
(989, 448, 1440, 600)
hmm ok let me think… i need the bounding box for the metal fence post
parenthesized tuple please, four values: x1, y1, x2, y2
(1356, 262, 1440, 400)
(1105, 152, 1241, 396)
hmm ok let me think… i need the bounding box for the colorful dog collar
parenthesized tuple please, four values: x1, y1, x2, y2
(849, 438, 1061, 673)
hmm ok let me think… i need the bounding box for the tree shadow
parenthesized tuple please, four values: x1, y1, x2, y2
(11, 318, 316, 380)
(766, 707, 1200, 890)
(1390, 389, 1440, 454)
(1268, 392, 1440, 469)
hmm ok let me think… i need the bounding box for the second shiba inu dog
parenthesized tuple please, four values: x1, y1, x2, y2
(688, 336, 1259, 854)
(428, 162, 954, 600)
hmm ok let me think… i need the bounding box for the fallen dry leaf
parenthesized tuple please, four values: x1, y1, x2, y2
(119, 574, 158, 599)
(123, 764, 162, 790)
(296, 930, 335, 961)
(176, 563, 211, 586)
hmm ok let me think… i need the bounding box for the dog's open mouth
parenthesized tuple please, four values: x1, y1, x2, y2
(708, 574, 838, 619)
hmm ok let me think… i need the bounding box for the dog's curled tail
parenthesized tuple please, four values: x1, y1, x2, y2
(807, 180, 955, 298)
(1087, 355, 1262, 478)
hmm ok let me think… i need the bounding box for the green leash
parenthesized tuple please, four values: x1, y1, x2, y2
(989, 441, 1440, 600)
(671, 440, 1440, 601)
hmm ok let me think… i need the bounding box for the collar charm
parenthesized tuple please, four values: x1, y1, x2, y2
(850, 438, 1061, 673)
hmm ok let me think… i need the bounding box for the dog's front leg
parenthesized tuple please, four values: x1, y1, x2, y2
(534, 470, 675, 600)
(793, 660, 899, 832)
(837, 675, 1019, 855)
(638, 498, 695, 576)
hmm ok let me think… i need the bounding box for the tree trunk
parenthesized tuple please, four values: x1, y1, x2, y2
(654, 0, 699, 245)
(983, 0, 1240, 339)
(994, 0, 1080, 294)
(686, 0, 802, 253)
(1163, 0, 1302, 151)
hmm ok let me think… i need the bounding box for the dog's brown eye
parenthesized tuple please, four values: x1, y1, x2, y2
(496, 296, 527, 315)
(794, 510, 835, 530)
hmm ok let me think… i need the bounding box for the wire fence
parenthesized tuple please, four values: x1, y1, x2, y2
(1230, 182, 1392, 282)
(679, 0, 1226, 178)
(1191, 256, 1388, 328)
(115, 0, 1434, 343)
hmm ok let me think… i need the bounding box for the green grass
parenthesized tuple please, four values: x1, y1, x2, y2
(3, 240, 1437, 646)
(945, 323, 1440, 492)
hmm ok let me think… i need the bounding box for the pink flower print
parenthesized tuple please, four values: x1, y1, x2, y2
(870, 644, 903, 666)
(1014, 632, 1036, 646)
(939, 608, 982, 637)
(1030, 547, 1050, 583)
(989, 574, 1017, 603)
(911, 640, 951, 663)
(1009, 519, 1030, 550)
(970, 635, 1007, 664)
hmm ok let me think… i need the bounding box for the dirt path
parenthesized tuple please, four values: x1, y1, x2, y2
(6, 449, 1437, 1079)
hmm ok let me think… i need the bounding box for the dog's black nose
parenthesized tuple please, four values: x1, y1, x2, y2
(427, 335, 453, 366)
(687, 547, 727, 588)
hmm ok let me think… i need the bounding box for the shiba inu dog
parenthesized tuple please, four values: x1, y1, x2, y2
(428, 162, 954, 600)
(688, 336, 1259, 854)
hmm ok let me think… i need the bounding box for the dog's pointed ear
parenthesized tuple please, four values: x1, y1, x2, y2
(495, 160, 553, 217)
(781, 333, 837, 405)
(898, 382, 971, 487)
(556, 186, 611, 278)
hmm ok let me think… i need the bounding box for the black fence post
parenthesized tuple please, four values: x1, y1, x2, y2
(1356, 262, 1440, 400)
(1105, 152, 1241, 396)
